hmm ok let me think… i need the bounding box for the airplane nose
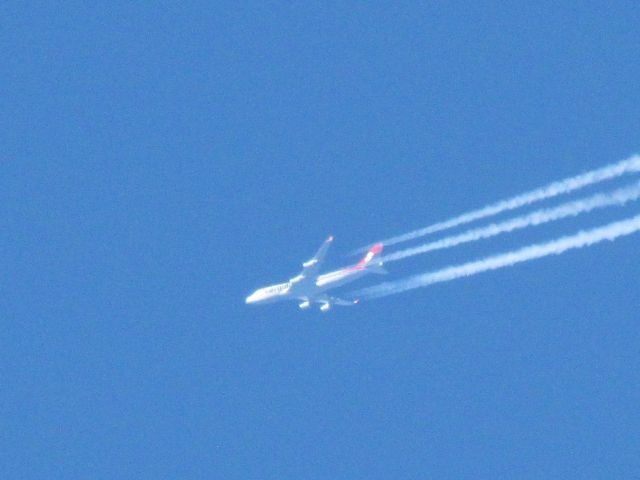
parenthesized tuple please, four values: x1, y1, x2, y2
(245, 293, 256, 304)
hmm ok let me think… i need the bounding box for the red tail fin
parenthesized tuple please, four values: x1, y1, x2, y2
(356, 243, 383, 267)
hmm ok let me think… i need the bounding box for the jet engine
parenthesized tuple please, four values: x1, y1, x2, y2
(298, 300, 311, 310)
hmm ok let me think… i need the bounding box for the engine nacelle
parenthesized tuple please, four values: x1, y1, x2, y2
(298, 300, 311, 310)
(320, 302, 331, 312)
(302, 258, 318, 268)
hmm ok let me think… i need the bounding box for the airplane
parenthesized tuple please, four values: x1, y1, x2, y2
(245, 236, 387, 312)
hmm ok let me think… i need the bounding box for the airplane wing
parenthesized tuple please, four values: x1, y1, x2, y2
(330, 296, 360, 306)
(299, 235, 334, 276)
(315, 294, 359, 312)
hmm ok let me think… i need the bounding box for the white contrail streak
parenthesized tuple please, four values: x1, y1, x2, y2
(354, 154, 640, 252)
(382, 180, 640, 263)
(352, 213, 640, 299)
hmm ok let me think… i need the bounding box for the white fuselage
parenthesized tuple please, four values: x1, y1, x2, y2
(245, 266, 368, 305)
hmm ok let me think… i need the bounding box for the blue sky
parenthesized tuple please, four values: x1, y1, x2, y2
(4, 3, 640, 478)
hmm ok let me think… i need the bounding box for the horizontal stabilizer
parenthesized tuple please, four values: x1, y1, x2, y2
(367, 261, 388, 275)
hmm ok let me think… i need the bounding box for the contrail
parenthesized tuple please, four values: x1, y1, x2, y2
(381, 180, 640, 263)
(352, 213, 640, 299)
(353, 154, 640, 253)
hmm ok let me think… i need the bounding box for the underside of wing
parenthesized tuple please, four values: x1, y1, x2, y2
(328, 296, 359, 306)
(314, 294, 359, 312)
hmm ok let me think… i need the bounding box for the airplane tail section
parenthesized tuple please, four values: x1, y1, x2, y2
(356, 243, 387, 274)
(356, 243, 383, 267)
(367, 262, 388, 275)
